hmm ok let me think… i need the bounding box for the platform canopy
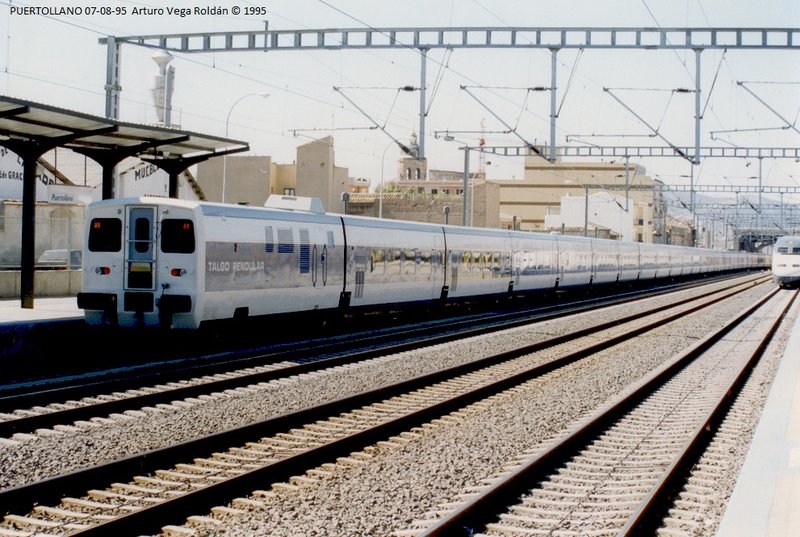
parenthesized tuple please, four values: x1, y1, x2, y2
(0, 94, 250, 309)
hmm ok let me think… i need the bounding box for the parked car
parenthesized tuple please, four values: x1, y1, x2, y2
(36, 249, 82, 270)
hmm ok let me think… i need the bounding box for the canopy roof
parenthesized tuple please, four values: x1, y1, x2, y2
(0, 94, 248, 161)
(0, 94, 250, 310)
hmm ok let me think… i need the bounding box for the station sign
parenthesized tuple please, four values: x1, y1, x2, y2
(0, 148, 54, 201)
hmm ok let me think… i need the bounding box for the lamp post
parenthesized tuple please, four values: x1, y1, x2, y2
(222, 92, 269, 203)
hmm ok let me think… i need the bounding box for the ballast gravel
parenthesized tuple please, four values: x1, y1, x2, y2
(179, 285, 794, 537)
(0, 275, 787, 536)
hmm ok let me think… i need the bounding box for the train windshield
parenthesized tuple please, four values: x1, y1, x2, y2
(161, 219, 195, 253)
(88, 218, 122, 252)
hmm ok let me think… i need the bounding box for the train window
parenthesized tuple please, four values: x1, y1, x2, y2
(388, 249, 401, 275)
(88, 218, 122, 252)
(793, 247, 800, 254)
(161, 219, 195, 253)
(299, 229, 311, 273)
(133, 217, 151, 254)
(278, 228, 294, 254)
(404, 250, 417, 274)
(265, 226, 274, 253)
(371, 249, 385, 274)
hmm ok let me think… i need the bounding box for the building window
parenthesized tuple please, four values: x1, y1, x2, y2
(406, 168, 412, 180)
(457, 189, 464, 195)
(431, 188, 438, 195)
(284, 188, 296, 196)
(415, 168, 421, 180)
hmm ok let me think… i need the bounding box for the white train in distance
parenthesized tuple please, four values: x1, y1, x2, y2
(77, 196, 770, 330)
(772, 235, 800, 288)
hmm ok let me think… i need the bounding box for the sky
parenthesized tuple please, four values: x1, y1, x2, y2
(1, 0, 799, 214)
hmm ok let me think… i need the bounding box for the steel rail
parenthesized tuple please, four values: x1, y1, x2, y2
(1, 275, 716, 405)
(617, 288, 799, 536)
(0, 278, 770, 532)
(418, 286, 783, 536)
(1, 271, 748, 409)
(0, 274, 765, 438)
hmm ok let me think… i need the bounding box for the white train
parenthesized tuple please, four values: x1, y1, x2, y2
(772, 235, 800, 288)
(76, 196, 770, 329)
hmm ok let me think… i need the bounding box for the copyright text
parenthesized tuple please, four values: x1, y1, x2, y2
(8, 5, 268, 17)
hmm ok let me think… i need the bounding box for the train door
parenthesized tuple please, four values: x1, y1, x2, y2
(502, 236, 513, 291)
(434, 235, 444, 297)
(124, 206, 157, 291)
(635, 243, 642, 280)
(555, 237, 563, 289)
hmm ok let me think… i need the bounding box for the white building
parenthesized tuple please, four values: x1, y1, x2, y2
(544, 191, 636, 241)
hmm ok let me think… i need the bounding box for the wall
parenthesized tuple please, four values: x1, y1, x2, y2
(491, 158, 660, 238)
(196, 156, 273, 206)
(345, 181, 499, 228)
(0, 201, 86, 298)
(0, 201, 85, 268)
(348, 193, 465, 225)
(270, 163, 297, 197)
(0, 270, 82, 298)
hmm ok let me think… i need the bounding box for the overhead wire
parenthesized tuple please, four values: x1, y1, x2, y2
(556, 49, 583, 118)
(315, 0, 554, 136)
(425, 48, 452, 116)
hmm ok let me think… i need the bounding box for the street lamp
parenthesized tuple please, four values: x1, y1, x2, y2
(222, 92, 270, 203)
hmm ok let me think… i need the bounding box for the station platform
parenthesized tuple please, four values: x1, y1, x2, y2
(715, 302, 800, 536)
(0, 296, 83, 325)
(0, 297, 85, 360)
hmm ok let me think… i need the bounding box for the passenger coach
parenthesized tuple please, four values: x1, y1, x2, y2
(77, 196, 769, 329)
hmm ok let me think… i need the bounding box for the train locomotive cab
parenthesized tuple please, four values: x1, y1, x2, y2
(78, 198, 199, 328)
(772, 235, 800, 288)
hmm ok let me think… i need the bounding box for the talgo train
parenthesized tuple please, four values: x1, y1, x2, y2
(77, 195, 769, 329)
(772, 235, 800, 288)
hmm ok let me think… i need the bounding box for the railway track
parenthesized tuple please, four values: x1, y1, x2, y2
(0, 275, 785, 536)
(411, 288, 798, 536)
(0, 274, 768, 440)
(0, 272, 747, 411)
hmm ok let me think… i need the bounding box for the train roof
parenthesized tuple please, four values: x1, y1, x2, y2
(88, 196, 203, 210)
(86, 197, 770, 257)
(88, 197, 342, 224)
(775, 235, 800, 246)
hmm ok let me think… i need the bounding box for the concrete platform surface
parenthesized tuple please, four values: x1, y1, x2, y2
(0, 296, 83, 324)
(715, 303, 800, 536)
